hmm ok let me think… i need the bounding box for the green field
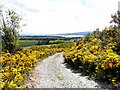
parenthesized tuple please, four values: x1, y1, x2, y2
(19, 40, 38, 47)
(18, 35, 78, 47)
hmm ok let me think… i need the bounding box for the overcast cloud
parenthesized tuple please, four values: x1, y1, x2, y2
(1, 0, 119, 35)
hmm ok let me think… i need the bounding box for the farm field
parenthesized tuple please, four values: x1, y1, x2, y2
(19, 35, 79, 47)
(19, 40, 38, 47)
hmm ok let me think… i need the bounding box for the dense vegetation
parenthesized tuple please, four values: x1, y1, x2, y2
(1, 42, 75, 88)
(0, 9, 22, 53)
(63, 11, 120, 88)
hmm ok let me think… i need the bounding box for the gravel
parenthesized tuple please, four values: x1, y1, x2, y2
(24, 52, 113, 88)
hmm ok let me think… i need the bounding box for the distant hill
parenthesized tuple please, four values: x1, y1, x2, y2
(20, 31, 93, 38)
(56, 31, 92, 35)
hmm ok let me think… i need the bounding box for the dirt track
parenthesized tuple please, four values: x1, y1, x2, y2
(24, 52, 113, 88)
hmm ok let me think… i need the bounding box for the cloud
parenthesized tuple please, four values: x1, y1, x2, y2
(1, 0, 120, 35)
(80, 0, 96, 9)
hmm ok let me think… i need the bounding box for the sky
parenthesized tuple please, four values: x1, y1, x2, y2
(1, 0, 120, 35)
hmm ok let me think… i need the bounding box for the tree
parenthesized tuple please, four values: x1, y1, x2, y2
(0, 9, 22, 53)
(110, 11, 120, 53)
(110, 11, 120, 27)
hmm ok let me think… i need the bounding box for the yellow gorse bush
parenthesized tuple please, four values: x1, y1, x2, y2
(63, 28, 120, 87)
(0, 49, 45, 88)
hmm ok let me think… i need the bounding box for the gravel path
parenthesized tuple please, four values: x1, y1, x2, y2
(24, 52, 113, 88)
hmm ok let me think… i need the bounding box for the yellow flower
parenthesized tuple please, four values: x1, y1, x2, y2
(109, 63, 113, 68)
(72, 58, 77, 62)
(12, 68, 18, 74)
(14, 73, 23, 82)
(1, 82, 5, 88)
(111, 79, 116, 82)
(91, 38, 98, 43)
(106, 27, 112, 32)
(2, 72, 10, 78)
(8, 80, 17, 88)
(88, 60, 93, 63)
(109, 37, 113, 40)
(95, 66, 99, 70)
